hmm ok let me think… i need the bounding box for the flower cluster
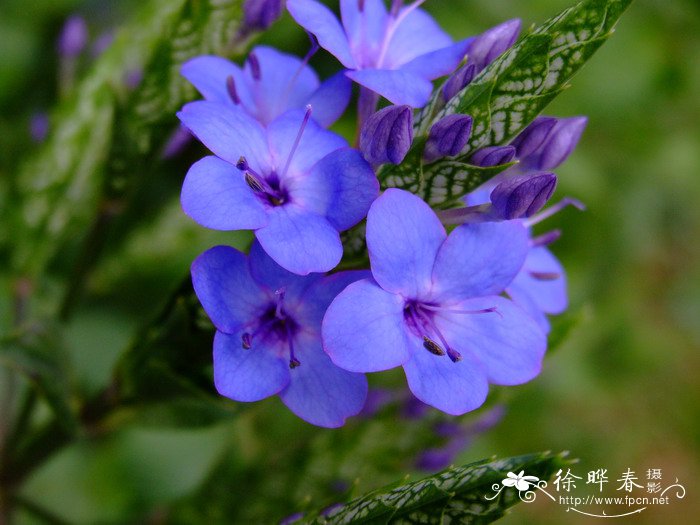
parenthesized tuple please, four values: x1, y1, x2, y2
(178, 0, 586, 427)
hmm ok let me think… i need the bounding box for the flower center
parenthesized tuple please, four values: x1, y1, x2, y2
(241, 288, 301, 369)
(403, 300, 499, 363)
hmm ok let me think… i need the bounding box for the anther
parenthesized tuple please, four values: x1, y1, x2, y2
(242, 332, 252, 349)
(226, 75, 240, 104)
(289, 357, 301, 369)
(245, 172, 265, 193)
(423, 337, 446, 356)
(531, 229, 561, 247)
(529, 271, 560, 281)
(248, 52, 261, 81)
(390, 0, 403, 17)
(358, 0, 365, 12)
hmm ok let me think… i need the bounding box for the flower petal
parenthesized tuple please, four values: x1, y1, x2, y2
(400, 39, 471, 81)
(213, 330, 290, 401)
(244, 46, 320, 124)
(297, 270, 372, 327)
(508, 246, 567, 314)
(181, 156, 268, 230)
(346, 69, 433, 107)
(402, 333, 489, 416)
(340, 0, 388, 65)
(177, 101, 270, 170)
(289, 148, 378, 232)
(180, 55, 253, 108)
(431, 221, 529, 302)
(287, 0, 356, 68)
(436, 296, 546, 385)
(255, 204, 342, 275)
(267, 109, 348, 178)
(322, 278, 411, 372)
(247, 240, 317, 297)
(279, 332, 367, 427)
(366, 189, 445, 298)
(191, 245, 269, 334)
(307, 71, 352, 127)
(383, 7, 456, 68)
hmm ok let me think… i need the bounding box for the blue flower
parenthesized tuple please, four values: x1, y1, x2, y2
(181, 45, 351, 126)
(321, 189, 546, 415)
(178, 104, 379, 275)
(287, 0, 469, 107)
(192, 242, 369, 427)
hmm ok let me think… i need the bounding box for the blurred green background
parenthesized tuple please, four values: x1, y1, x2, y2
(0, 0, 698, 523)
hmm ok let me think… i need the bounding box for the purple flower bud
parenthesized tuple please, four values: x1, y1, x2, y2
(510, 117, 557, 159)
(470, 145, 516, 167)
(416, 448, 456, 472)
(29, 113, 49, 143)
(57, 16, 88, 58)
(490, 173, 557, 220)
(91, 32, 114, 57)
(161, 126, 193, 159)
(359, 105, 413, 166)
(467, 19, 521, 71)
(279, 512, 304, 525)
(424, 114, 472, 163)
(522, 117, 588, 170)
(442, 63, 476, 102)
(243, 0, 283, 30)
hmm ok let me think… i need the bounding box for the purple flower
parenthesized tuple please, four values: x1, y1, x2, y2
(423, 114, 472, 163)
(192, 242, 369, 427)
(464, 184, 583, 332)
(57, 15, 88, 58)
(178, 104, 379, 275)
(322, 189, 546, 415)
(181, 46, 351, 126)
(466, 19, 521, 72)
(29, 112, 49, 143)
(507, 245, 567, 333)
(489, 173, 557, 220)
(243, 0, 284, 30)
(287, 0, 470, 107)
(512, 116, 588, 170)
(359, 104, 413, 166)
(469, 145, 516, 167)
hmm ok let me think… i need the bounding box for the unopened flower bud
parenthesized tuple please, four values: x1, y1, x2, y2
(490, 173, 557, 220)
(359, 105, 413, 166)
(57, 16, 88, 58)
(243, 0, 283, 31)
(521, 117, 588, 170)
(470, 145, 516, 167)
(467, 19, 521, 71)
(510, 117, 557, 158)
(424, 114, 472, 163)
(442, 63, 477, 102)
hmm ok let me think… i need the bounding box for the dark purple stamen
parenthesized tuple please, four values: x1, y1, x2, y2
(248, 52, 261, 80)
(529, 271, 560, 281)
(358, 0, 366, 12)
(242, 333, 252, 349)
(226, 75, 240, 104)
(406, 302, 497, 362)
(281, 105, 312, 178)
(390, 0, 403, 17)
(531, 229, 561, 247)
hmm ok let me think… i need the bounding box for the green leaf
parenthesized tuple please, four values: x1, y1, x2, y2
(397, 0, 633, 208)
(0, 327, 78, 433)
(10, 0, 247, 280)
(303, 452, 570, 524)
